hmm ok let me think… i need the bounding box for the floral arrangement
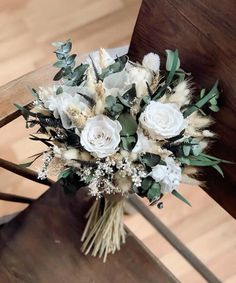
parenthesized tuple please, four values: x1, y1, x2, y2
(16, 40, 228, 261)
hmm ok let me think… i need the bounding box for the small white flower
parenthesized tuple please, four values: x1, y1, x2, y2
(151, 163, 168, 183)
(151, 157, 181, 193)
(44, 92, 91, 129)
(142, 53, 160, 73)
(126, 63, 153, 97)
(139, 101, 187, 139)
(80, 115, 122, 158)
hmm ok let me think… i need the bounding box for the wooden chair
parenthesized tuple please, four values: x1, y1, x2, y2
(128, 0, 236, 217)
(0, 1, 235, 282)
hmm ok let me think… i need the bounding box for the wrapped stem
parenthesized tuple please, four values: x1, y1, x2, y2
(81, 196, 126, 262)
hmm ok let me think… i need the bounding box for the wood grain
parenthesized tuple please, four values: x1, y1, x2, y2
(128, 0, 236, 217)
(0, 183, 178, 283)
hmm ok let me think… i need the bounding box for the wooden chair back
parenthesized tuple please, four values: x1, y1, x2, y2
(128, 0, 236, 217)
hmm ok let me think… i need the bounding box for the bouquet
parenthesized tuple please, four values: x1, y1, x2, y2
(16, 40, 228, 261)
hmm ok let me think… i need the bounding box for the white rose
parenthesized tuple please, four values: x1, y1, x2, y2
(151, 157, 181, 193)
(142, 53, 160, 73)
(80, 115, 122, 158)
(139, 101, 187, 139)
(132, 128, 161, 154)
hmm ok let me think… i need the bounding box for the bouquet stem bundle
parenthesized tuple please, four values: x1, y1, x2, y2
(81, 196, 126, 262)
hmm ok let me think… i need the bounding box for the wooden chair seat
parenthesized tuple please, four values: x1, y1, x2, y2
(0, 183, 178, 283)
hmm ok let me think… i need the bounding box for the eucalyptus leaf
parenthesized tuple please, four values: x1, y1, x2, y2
(191, 144, 202, 156)
(200, 88, 206, 98)
(28, 87, 39, 99)
(140, 153, 161, 167)
(147, 182, 161, 202)
(67, 54, 77, 65)
(141, 176, 154, 192)
(112, 103, 124, 113)
(209, 105, 220, 112)
(55, 51, 65, 60)
(52, 41, 65, 47)
(117, 95, 131, 108)
(56, 86, 63, 95)
(122, 84, 136, 103)
(53, 60, 67, 68)
(62, 41, 72, 53)
(105, 95, 116, 107)
(118, 113, 137, 136)
(210, 97, 218, 105)
(121, 136, 136, 151)
(14, 103, 30, 120)
(73, 64, 89, 83)
(53, 68, 64, 81)
(100, 55, 127, 80)
(183, 145, 191, 156)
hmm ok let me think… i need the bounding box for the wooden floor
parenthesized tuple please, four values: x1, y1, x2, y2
(0, 1, 235, 282)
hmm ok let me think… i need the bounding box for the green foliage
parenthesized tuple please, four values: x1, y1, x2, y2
(56, 86, 63, 95)
(140, 153, 161, 168)
(165, 49, 180, 85)
(153, 49, 181, 100)
(178, 152, 234, 178)
(122, 84, 136, 103)
(172, 190, 191, 206)
(73, 64, 89, 85)
(140, 95, 151, 111)
(58, 168, 73, 180)
(117, 85, 136, 109)
(105, 95, 116, 107)
(147, 182, 161, 202)
(183, 81, 220, 117)
(141, 176, 154, 192)
(105, 95, 124, 116)
(58, 171, 86, 196)
(52, 40, 88, 86)
(179, 154, 220, 166)
(120, 136, 136, 151)
(166, 49, 180, 72)
(14, 103, 30, 120)
(14, 104, 38, 124)
(166, 138, 202, 159)
(78, 92, 95, 107)
(28, 87, 40, 100)
(100, 55, 128, 80)
(212, 164, 224, 177)
(182, 138, 202, 157)
(118, 113, 137, 136)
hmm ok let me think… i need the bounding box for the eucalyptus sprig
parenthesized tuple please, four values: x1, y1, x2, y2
(52, 40, 89, 88)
